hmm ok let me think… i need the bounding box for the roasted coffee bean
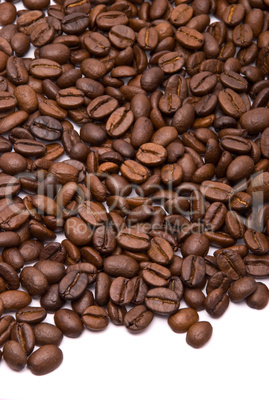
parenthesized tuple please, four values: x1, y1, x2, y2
(0, 290, 31, 312)
(33, 323, 63, 347)
(54, 308, 83, 338)
(145, 288, 180, 315)
(27, 345, 63, 376)
(107, 301, 127, 326)
(181, 234, 210, 257)
(117, 227, 150, 252)
(3, 340, 27, 372)
(147, 237, 174, 265)
(82, 306, 109, 331)
(71, 289, 94, 316)
(16, 307, 47, 325)
(124, 305, 153, 333)
(217, 249, 246, 280)
(20, 267, 48, 297)
(168, 308, 199, 334)
(184, 288, 205, 311)
(0, 315, 15, 346)
(40, 284, 65, 313)
(186, 321, 213, 348)
(58, 271, 88, 301)
(244, 230, 269, 255)
(204, 288, 229, 318)
(11, 322, 35, 355)
(206, 272, 231, 295)
(246, 283, 268, 310)
(244, 255, 269, 277)
(204, 202, 227, 231)
(141, 262, 171, 288)
(181, 255, 206, 288)
(109, 276, 134, 306)
(95, 273, 111, 306)
(104, 255, 139, 278)
(228, 278, 258, 303)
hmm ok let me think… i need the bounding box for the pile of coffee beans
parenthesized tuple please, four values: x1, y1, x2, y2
(0, 0, 269, 375)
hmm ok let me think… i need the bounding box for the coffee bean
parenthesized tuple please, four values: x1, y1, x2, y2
(103, 255, 139, 278)
(181, 255, 206, 288)
(27, 345, 63, 376)
(3, 340, 27, 372)
(58, 271, 88, 301)
(141, 262, 171, 287)
(109, 276, 134, 306)
(186, 321, 213, 348)
(168, 308, 199, 333)
(244, 255, 269, 277)
(124, 305, 153, 333)
(33, 323, 63, 347)
(0, 290, 31, 312)
(81, 306, 109, 331)
(107, 301, 127, 326)
(16, 307, 47, 325)
(184, 288, 205, 311)
(145, 288, 180, 315)
(246, 283, 269, 310)
(0, 315, 16, 346)
(244, 229, 269, 255)
(54, 308, 84, 338)
(228, 278, 258, 303)
(204, 288, 229, 318)
(217, 249, 246, 280)
(11, 322, 35, 355)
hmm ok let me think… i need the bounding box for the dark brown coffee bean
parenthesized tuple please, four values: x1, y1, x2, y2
(228, 278, 258, 303)
(40, 284, 65, 313)
(107, 300, 127, 326)
(200, 181, 233, 203)
(168, 308, 199, 333)
(109, 276, 134, 306)
(204, 202, 227, 231)
(184, 288, 205, 311)
(176, 26, 204, 50)
(3, 340, 27, 372)
(0, 262, 20, 290)
(103, 255, 139, 278)
(87, 95, 118, 120)
(54, 308, 83, 338)
(95, 272, 111, 306)
(27, 345, 63, 376)
(11, 322, 35, 355)
(58, 271, 88, 301)
(244, 255, 269, 277)
(140, 67, 164, 92)
(181, 255, 206, 288)
(33, 323, 63, 347)
(81, 306, 109, 331)
(20, 267, 48, 297)
(71, 289, 94, 316)
(206, 272, 231, 295)
(16, 307, 47, 325)
(226, 156, 254, 183)
(145, 287, 180, 315)
(181, 233, 210, 257)
(124, 305, 153, 333)
(240, 108, 269, 136)
(246, 282, 268, 310)
(244, 229, 269, 255)
(141, 262, 171, 287)
(0, 315, 15, 346)
(147, 237, 174, 265)
(204, 288, 229, 318)
(0, 290, 31, 312)
(186, 321, 213, 348)
(217, 249, 246, 280)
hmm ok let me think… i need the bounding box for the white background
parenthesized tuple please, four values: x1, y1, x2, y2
(1, 2, 269, 401)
